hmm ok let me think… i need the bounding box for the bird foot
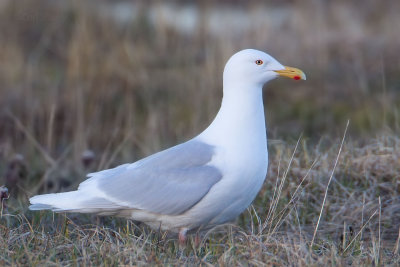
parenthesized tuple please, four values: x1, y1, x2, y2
(194, 233, 201, 248)
(178, 228, 188, 248)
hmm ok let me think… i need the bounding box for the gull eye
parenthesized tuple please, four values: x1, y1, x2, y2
(255, 59, 263, 65)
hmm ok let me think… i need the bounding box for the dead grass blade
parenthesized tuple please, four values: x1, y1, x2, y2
(311, 120, 349, 248)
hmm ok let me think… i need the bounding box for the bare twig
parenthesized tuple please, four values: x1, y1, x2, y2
(393, 226, 400, 255)
(6, 111, 56, 166)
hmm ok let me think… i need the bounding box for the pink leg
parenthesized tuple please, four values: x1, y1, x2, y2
(194, 233, 201, 248)
(178, 228, 188, 247)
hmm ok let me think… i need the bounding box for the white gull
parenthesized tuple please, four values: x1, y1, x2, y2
(29, 49, 306, 244)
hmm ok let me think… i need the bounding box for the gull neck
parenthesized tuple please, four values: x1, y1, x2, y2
(198, 84, 267, 146)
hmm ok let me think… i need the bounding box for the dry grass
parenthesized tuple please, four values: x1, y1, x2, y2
(0, 0, 399, 265)
(1, 134, 400, 266)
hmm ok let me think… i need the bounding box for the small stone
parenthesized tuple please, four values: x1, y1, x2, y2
(81, 150, 96, 168)
(0, 185, 9, 211)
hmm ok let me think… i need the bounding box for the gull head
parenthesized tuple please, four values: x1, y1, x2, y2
(223, 49, 306, 88)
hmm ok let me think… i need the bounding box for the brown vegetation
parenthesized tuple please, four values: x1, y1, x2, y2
(0, 0, 399, 265)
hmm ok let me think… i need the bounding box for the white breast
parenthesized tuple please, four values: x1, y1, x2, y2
(179, 84, 269, 228)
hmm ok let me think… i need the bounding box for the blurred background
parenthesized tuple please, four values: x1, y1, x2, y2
(0, 0, 399, 195)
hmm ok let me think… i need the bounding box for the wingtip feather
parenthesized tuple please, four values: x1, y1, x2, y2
(29, 203, 54, 210)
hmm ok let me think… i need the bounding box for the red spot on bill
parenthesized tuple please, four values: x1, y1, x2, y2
(293, 76, 301, 80)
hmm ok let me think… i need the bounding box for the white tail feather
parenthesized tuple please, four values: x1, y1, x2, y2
(29, 191, 122, 213)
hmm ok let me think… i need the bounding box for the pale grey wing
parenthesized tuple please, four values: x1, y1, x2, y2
(91, 140, 222, 215)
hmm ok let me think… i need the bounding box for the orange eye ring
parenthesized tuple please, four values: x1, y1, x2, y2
(255, 59, 263, 65)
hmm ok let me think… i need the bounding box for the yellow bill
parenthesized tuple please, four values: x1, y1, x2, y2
(274, 66, 306, 81)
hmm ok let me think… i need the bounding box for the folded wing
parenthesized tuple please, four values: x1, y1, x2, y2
(78, 140, 222, 215)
